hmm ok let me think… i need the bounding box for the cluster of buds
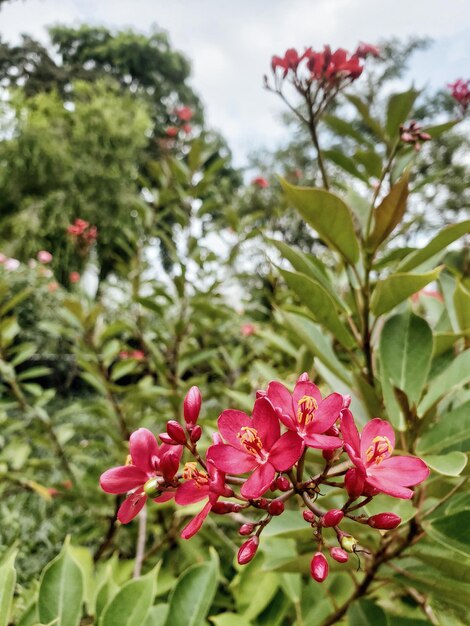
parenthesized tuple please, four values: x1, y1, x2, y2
(67, 218, 98, 256)
(119, 349, 145, 361)
(448, 79, 470, 114)
(165, 105, 194, 138)
(400, 120, 431, 151)
(100, 374, 429, 582)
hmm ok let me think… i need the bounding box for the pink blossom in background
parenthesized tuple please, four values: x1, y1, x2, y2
(37, 250, 53, 264)
(175, 106, 193, 121)
(47, 282, 59, 293)
(448, 79, 470, 113)
(241, 323, 256, 337)
(252, 176, 269, 188)
(69, 271, 81, 284)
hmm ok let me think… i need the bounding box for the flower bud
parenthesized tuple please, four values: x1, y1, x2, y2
(344, 468, 364, 499)
(258, 498, 269, 509)
(166, 420, 187, 444)
(159, 432, 178, 445)
(160, 451, 180, 480)
(321, 509, 344, 527)
(268, 500, 285, 516)
(212, 501, 240, 514)
(275, 475, 290, 491)
(190, 425, 202, 443)
(368, 513, 401, 530)
(143, 477, 162, 498)
(322, 449, 336, 461)
(239, 523, 255, 536)
(238, 537, 259, 565)
(183, 386, 202, 426)
(310, 552, 329, 583)
(340, 534, 357, 553)
(330, 547, 349, 563)
(297, 372, 310, 382)
(303, 510, 315, 523)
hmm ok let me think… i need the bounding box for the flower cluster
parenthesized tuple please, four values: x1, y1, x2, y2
(164, 105, 194, 138)
(448, 79, 470, 114)
(67, 218, 98, 257)
(400, 120, 431, 151)
(100, 374, 429, 582)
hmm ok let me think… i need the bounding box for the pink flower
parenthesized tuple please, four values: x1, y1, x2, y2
(165, 126, 179, 137)
(47, 281, 59, 293)
(37, 250, 53, 264)
(67, 219, 89, 237)
(448, 79, 470, 113)
(69, 271, 81, 284)
(341, 412, 429, 499)
(175, 106, 193, 122)
(265, 376, 343, 450)
(241, 323, 256, 337)
(355, 43, 381, 59)
(3, 258, 20, 271)
(252, 176, 269, 188)
(207, 397, 303, 499)
(182, 123, 192, 134)
(175, 460, 232, 539)
(0, 253, 7, 263)
(271, 48, 301, 77)
(100, 428, 183, 523)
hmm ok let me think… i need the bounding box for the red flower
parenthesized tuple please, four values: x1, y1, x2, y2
(175, 106, 193, 122)
(448, 79, 470, 113)
(165, 126, 179, 137)
(341, 412, 429, 499)
(100, 428, 182, 523)
(207, 397, 303, 499)
(355, 43, 381, 59)
(37, 250, 53, 264)
(252, 176, 269, 189)
(241, 323, 256, 337)
(271, 48, 301, 77)
(175, 460, 232, 539)
(266, 376, 343, 450)
(69, 271, 80, 284)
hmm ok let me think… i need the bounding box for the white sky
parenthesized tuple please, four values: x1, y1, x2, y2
(1, 0, 469, 166)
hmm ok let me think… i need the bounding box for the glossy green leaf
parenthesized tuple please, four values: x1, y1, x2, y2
(354, 149, 382, 178)
(371, 267, 442, 316)
(263, 511, 310, 538)
(454, 281, 470, 331)
(424, 452, 467, 476)
(279, 178, 360, 264)
(423, 119, 460, 138)
(397, 220, 470, 272)
(417, 401, 470, 453)
(424, 511, 470, 558)
(419, 350, 470, 415)
(348, 599, 389, 626)
(367, 172, 409, 252)
(0, 549, 16, 626)
(99, 565, 157, 626)
(234, 555, 279, 621)
(143, 604, 169, 626)
(386, 88, 419, 139)
(379, 311, 433, 405)
(323, 149, 369, 182)
(165, 556, 218, 626)
(345, 94, 385, 139)
(38, 540, 84, 626)
(323, 114, 372, 145)
(280, 270, 355, 349)
(210, 613, 252, 626)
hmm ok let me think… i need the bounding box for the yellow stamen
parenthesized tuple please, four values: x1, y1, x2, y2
(366, 436, 393, 465)
(296, 395, 318, 426)
(237, 426, 263, 456)
(183, 462, 208, 486)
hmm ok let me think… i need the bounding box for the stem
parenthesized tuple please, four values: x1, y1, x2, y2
(133, 505, 147, 578)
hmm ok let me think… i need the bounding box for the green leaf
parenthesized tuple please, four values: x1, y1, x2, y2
(279, 178, 360, 264)
(165, 557, 218, 626)
(345, 94, 385, 139)
(0, 549, 16, 626)
(367, 172, 409, 252)
(423, 119, 460, 138)
(379, 311, 433, 405)
(423, 452, 467, 476)
(263, 511, 310, 538)
(143, 604, 169, 626)
(38, 540, 84, 626)
(323, 114, 372, 146)
(454, 281, 470, 331)
(397, 220, 470, 272)
(323, 149, 369, 182)
(280, 270, 355, 349)
(210, 613, 252, 626)
(386, 88, 419, 139)
(110, 359, 139, 382)
(419, 350, 470, 415)
(99, 565, 157, 626)
(371, 267, 442, 317)
(417, 401, 470, 453)
(233, 555, 279, 621)
(348, 599, 389, 626)
(424, 511, 470, 558)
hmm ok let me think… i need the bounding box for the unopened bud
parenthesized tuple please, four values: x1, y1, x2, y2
(323, 449, 336, 461)
(258, 498, 269, 509)
(166, 420, 187, 444)
(329, 547, 349, 563)
(143, 477, 162, 498)
(275, 475, 290, 491)
(159, 432, 178, 445)
(183, 386, 202, 426)
(212, 501, 241, 514)
(190, 425, 202, 443)
(268, 500, 285, 516)
(239, 523, 255, 536)
(310, 552, 329, 583)
(297, 372, 310, 382)
(238, 537, 259, 565)
(322, 509, 344, 527)
(344, 468, 364, 499)
(160, 451, 180, 480)
(303, 510, 315, 523)
(368, 513, 401, 530)
(340, 534, 357, 553)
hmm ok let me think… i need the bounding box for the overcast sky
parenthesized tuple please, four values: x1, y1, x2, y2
(1, 0, 469, 166)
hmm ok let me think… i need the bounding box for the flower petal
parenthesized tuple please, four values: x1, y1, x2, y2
(292, 380, 322, 410)
(118, 492, 147, 523)
(365, 475, 414, 499)
(252, 397, 280, 451)
(176, 480, 210, 505)
(303, 433, 343, 450)
(218, 410, 252, 448)
(370, 456, 429, 486)
(154, 491, 175, 503)
(241, 463, 276, 499)
(100, 465, 147, 494)
(266, 381, 294, 416)
(340, 409, 361, 457)
(129, 428, 159, 473)
(269, 431, 304, 471)
(308, 393, 343, 433)
(207, 444, 258, 474)
(181, 501, 212, 539)
(360, 419, 395, 462)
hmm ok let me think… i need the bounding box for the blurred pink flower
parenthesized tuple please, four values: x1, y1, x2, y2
(37, 250, 53, 264)
(252, 176, 269, 188)
(69, 271, 81, 284)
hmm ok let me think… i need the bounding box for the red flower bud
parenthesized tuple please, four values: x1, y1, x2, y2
(329, 547, 349, 563)
(310, 552, 329, 583)
(297, 372, 310, 382)
(238, 537, 259, 565)
(239, 523, 255, 536)
(160, 451, 180, 481)
(166, 420, 187, 444)
(322, 509, 344, 527)
(322, 449, 336, 461)
(344, 468, 364, 499)
(368, 513, 401, 530)
(268, 500, 285, 516)
(159, 432, 179, 445)
(183, 386, 202, 426)
(275, 475, 290, 491)
(190, 425, 202, 443)
(303, 510, 315, 523)
(212, 501, 241, 514)
(258, 498, 269, 509)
